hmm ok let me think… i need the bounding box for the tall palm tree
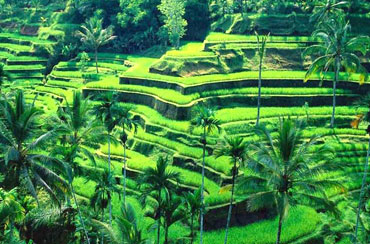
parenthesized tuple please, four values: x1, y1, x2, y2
(92, 203, 149, 244)
(89, 170, 120, 243)
(118, 105, 138, 205)
(191, 103, 220, 244)
(238, 119, 341, 244)
(139, 157, 180, 244)
(353, 93, 370, 243)
(93, 92, 120, 225)
(183, 189, 202, 244)
(76, 15, 116, 73)
(310, 0, 348, 24)
(162, 194, 186, 244)
(54, 91, 105, 244)
(215, 136, 248, 244)
(303, 16, 370, 127)
(255, 32, 269, 126)
(0, 90, 69, 206)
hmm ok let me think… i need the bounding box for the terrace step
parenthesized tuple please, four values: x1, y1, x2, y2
(6, 59, 47, 65)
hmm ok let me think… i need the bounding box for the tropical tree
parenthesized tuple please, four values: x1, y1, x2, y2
(76, 15, 116, 73)
(353, 93, 370, 243)
(89, 170, 120, 225)
(238, 118, 341, 244)
(183, 189, 202, 244)
(0, 90, 69, 206)
(53, 91, 105, 244)
(161, 194, 185, 244)
(191, 103, 220, 244)
(93, 203, 149, 244)
(118, 105, 139, 205)
(93, 92, 120, 225)
(255, 32, 269, 126)
(215, 136, 248, 244)
(303, 16, 370, 127)
(139, 157, 180, 244)
(310, 0, 348, 24)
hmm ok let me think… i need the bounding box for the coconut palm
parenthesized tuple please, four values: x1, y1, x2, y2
(215, 136, 248, 244)
(303, 16, 370, 127)
(76, 15, 116, 73)
(238, 118, 341, 244)
(54, 91, 105, 244)
(183, 189, 202, 244)
(310, 0, 348, 24)
(191, 103, 220, 244)
(93, 92, 120, 226)
(353, 93, 370, 243)
(255, 32, 269, 126)
(118, 105, 139, 205)
(0, 90, 69, 206)
(139, 157, 180, 244)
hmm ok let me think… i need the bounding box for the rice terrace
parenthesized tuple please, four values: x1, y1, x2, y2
(0, 0, 370, 243)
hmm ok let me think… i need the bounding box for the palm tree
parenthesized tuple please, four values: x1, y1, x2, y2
(238, 118, 341, 244)
(54, 91, 105, 244)
(118, 105, 139, 206)
(215, 136, 248, 244)
(92, 203, 149, 244)
(183, 189, 202, 244)
(0, 90, 69, 206)
(89, 170, 120, 243)
(162, 194, 186, 244)
(255, 32, 269, 126)
(310, 0, 348, 24)
(139, 157, 180, 244)
(191, 103, 220, 244)
(353, 93, 370, 243)
(93, 92, 120, 225)
(303, 16, 370, 127)
(76, 15, 116, 73)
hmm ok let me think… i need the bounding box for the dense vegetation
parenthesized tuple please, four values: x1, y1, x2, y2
(0, 0, 370, 244)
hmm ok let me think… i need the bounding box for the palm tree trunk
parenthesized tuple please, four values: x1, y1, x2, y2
(190, 214, 194, 244)
(276, 214, 283, 244)
(123, 141, 127, 205)
(164, 224, 169, 244)
(95, 48, 99, 74)
(101, 205, 105, 244)
(354, 136, 370, 242)
(224, 159, 237, 244)
(157, 190, 162, 244)
(331, 58, 340, 128)
(70, 184, 90, 244)
(256, 57, 262, 126)
(200, 126, 206, 244)
(108, 136, 112, 226)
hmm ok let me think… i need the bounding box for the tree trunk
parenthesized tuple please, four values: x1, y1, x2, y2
(256, 56, 262, 126)
(331, 58, 339, 128)
(276, 214, 283, 244)
(157, 190, 162, 244)
(200, 127, 206, 244)
(71, 184, 90, 244)
(164, 224, 169, 244)
(224, 159, 237, 244)
(101, 204, 105, 244)
(108, 136, 112, 226)
(354, 137, 370, 242)
(123, 141, 127, 205)
(95, 48, 99, 74)
(190, 214, 194, 244)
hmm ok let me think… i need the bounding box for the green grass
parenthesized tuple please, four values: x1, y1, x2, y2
(0, 32, 55, 44)
(205, 32, 318, 43)
(47, 80, 83, 89)
(0, 43, 32, 52)
(7, 56, 47, 61)
(34, 85, 73, 100)
(4, 64, 44, 70)
(56, 61, 129, 72)
(201, 206, 320, 244)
